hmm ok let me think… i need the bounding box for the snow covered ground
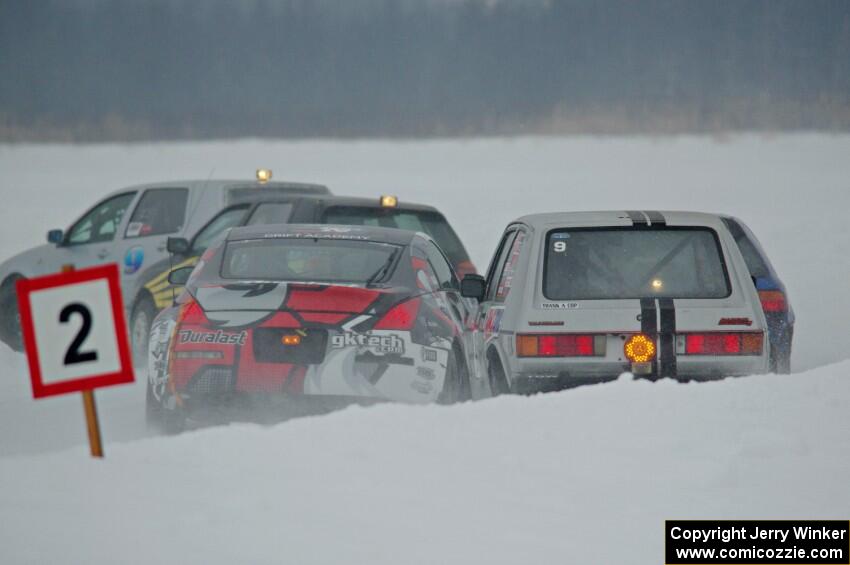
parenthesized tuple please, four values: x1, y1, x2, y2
(1, 135, 849, 563)
(1, 363, 848, 565)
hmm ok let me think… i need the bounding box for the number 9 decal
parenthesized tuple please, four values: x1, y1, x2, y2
(553, 241, 567, 253)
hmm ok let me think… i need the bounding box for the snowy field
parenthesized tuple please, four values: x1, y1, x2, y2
(1, 365, 848, 564)
(1, 135, 849, 563)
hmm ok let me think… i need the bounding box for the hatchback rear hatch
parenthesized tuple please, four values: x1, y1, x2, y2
(525, 224, 766, 377)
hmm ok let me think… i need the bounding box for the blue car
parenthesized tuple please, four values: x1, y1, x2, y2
(721, 216, 794, 373)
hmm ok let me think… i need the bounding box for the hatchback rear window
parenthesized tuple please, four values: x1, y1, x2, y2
(322, 206, 469, 265)
(221, 238, 400, 283)
(543, 228, 730, 300)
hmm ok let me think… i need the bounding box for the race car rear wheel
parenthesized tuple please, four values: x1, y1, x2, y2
(0, 275, 24, 352)
(131, 295, 156, 367)
(438, 347, 470, 404)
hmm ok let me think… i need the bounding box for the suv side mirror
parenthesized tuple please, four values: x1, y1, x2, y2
(460, 274, 486, 301)
(47, 229, 64, 245)
(167, 265, 194, 286)
(167, 237, 190, 255)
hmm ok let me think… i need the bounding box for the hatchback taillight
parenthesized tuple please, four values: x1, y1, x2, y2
(516, 334, 605, 357)
(758, 290, 787, 313)
(676, 332, 763, 355)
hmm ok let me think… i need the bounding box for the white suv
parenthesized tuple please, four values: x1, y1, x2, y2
(0, 175, 329, 357)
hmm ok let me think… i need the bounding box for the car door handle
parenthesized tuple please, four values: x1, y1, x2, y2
(156, 241, 167, 252)
(96, 250, 109, 260)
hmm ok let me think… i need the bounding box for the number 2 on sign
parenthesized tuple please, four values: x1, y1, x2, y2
(59, 303, 98, 365)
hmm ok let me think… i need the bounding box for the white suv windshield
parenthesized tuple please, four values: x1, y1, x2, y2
(543, 228, 730, 300)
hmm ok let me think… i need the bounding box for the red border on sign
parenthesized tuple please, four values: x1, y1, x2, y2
(16, 264, 135, 399)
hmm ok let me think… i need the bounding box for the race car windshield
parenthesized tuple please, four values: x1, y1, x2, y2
(220, 238, 402, 283)
(322, 207, 469, 266)
(543, 228, 730, 300)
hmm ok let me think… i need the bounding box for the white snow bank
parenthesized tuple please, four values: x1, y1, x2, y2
(2, 363, 848, 565)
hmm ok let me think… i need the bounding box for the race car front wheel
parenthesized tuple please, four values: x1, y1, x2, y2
(131, 296, 156, 367)
(146, 381, 186, 435)
(0, 276, 24, 352)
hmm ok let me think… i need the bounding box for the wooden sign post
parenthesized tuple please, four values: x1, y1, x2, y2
(81, 390, 104, 458)
(16, 263, 134, 458)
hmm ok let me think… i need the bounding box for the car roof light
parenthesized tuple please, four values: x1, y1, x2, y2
(256, 168, 272, 183)
(380, 195, 398, 208)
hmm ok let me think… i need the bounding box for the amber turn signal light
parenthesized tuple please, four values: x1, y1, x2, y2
(624, 334, 655, 363)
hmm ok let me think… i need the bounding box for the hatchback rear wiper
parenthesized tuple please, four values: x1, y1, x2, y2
(365, 249, 398, 287)
(635, 233, 697, 289)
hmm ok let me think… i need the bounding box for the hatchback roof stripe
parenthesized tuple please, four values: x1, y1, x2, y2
(644, 211, 667, 226)
(625, 210, 650, 226)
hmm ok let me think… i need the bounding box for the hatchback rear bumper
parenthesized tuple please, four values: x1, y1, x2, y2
(511, 354, 768, 392)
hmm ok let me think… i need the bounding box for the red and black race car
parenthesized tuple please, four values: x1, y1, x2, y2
(146, 224, 474, 431)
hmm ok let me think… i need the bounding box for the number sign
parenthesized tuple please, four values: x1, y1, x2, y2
(16, 264, 134, 398)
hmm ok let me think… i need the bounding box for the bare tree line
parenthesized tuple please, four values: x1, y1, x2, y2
(1, 0, 849, 141)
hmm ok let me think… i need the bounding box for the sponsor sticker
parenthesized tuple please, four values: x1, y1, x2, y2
(331, 331, 405, 354)
(126, 222, 143, 237)
(123, 246, 144, 274)
(541, 302, 580, 309)
(421, 348, 438, 362)
(262, 232, 368, 241)
(178, 329, 247, 346)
